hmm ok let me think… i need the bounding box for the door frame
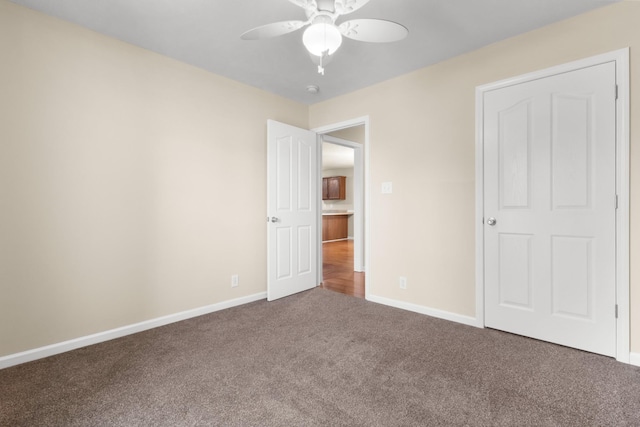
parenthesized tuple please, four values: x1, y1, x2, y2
(312, 116, 370, 298)
(474, 48, 630, 363)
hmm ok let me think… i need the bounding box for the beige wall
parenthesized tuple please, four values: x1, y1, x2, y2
(309, 1, 640, 352)
(0, 1, 307, 357)
(3, 0, 640, 359)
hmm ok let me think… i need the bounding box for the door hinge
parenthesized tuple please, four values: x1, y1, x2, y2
(615, 304, 618, 319)
(615, 194, 619, 210)
(615, 84, 619, 100)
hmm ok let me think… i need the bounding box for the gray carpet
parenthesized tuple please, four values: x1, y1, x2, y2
(1, 288, 639, 426)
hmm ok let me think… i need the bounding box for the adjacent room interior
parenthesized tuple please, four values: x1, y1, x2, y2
(320, 125, 365, 298)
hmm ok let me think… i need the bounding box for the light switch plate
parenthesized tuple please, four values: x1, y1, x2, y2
(381, 182, 393, 194)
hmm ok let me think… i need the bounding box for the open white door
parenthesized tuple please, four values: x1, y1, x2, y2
(267, 120, 318, 301)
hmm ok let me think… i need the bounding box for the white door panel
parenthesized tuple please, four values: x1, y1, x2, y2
(498, 233, 533, 310)
(551, 236, 593, 319)
(484, 62, 616, 356)
(498, 99, 532, 210)
(268, 120, 317, 301)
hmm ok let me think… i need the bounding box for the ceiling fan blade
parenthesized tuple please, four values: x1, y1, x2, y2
(287, 0, 318, 11)
(335, 0, 370, 15)
(241, 21, 307, 40)
(339, 18, 408, 43)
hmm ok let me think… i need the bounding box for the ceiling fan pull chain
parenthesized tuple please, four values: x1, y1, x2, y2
(318, 51, 326, 75)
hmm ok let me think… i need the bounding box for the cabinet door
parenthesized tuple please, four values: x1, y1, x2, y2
(326, 176, 346, 200)
(322, 215, 348, 241)
(322, 178, 329, 200)
(333, 215, 348, 239)
(322, 216, 329, 241)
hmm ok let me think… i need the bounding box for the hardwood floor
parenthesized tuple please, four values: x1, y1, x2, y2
(320, 240, 365, 298)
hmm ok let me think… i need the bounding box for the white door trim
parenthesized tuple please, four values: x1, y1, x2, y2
(321, 134, 364, 272)
(475, 48, 630, 363)
(312, 116, 371, 299)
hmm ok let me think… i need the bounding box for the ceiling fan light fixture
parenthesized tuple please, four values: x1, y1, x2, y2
(241, 0, 408, 75)
(302, 23, 343, 57)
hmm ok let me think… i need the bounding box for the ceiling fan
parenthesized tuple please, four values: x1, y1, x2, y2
(241, 0, 408, 75)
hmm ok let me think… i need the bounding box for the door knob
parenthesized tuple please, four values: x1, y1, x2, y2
(486, 217, 497, 226)
(270, 217, 279, 223)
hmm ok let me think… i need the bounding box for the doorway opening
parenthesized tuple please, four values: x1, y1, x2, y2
(312, 118, 370, 299)
(320, 139, 363, 297)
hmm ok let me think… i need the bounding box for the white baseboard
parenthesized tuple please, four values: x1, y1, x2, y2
(0, 292, 267, 370)
(366, 294, 480, 328)
(367, 295, 638, 365)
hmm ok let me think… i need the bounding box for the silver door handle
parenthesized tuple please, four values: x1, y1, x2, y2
(486, 217, 497, 226)
(270, 217, 279, 223)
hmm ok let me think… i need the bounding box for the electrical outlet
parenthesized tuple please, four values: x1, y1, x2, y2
(381, 182, 393, 194)
(231, 274, 239, 288)
(399, 276, 407, 290)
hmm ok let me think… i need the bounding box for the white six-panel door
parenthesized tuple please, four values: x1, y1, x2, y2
(483, 62, 617, 356)
(267, 120, 317, 301)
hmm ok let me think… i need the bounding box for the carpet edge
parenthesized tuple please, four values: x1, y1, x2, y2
(0, 292, 267, 370)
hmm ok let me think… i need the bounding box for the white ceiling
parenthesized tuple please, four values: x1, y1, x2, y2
(10, 0, 620, 105)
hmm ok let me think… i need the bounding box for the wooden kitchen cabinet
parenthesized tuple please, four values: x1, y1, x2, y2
(322, 177, 328, 200)
(322, 215, 349, 241)
(322, 176, 346, 200)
